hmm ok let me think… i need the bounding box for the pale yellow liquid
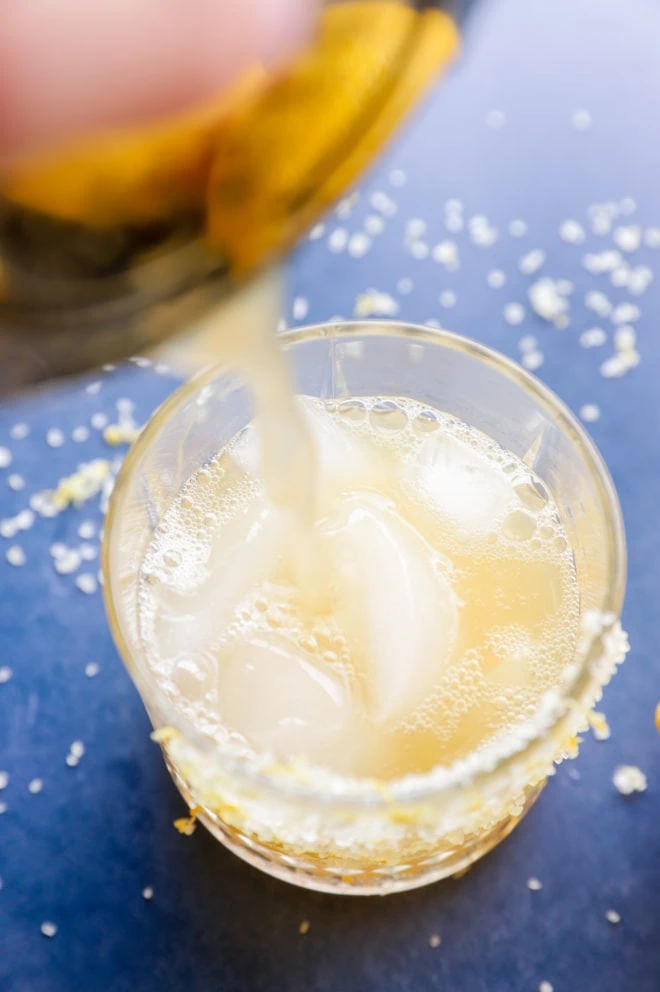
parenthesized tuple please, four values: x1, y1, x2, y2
(138, 394, 579, 781)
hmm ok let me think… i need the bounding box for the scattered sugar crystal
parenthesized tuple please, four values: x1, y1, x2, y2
(85, 381, 102, 396)
(397, 277, 413, 295)
(585, 291, 612, 318)
(7, 474, 25, 491)
(518, 335, 537, 352)
(6, 545, 26, 566)
(429, 934, 442, 948)
(580, 327, 607, 348)
(103, 419, 141, 448)
(487, 269, 506, 289)
(131, 357, 151, 369)
(619, 198, 636, 215)
(527, 877, 543, 891)
(425, 318, 441, 328)
(389, 168, 407, 187)
(588, 710, 610, 738)
(614, 326, 636, 351)
(600, 351, 639, 378)
(406, 218, 426, 240)
(54, 550, 81, 575)
(28, 778, 43, 794)
(65, 754, 79, 768)
(308, 223, 325, 241)
(41, 922, 58, 938)
(142, 886, 154, 901)
(10, 423, 29, 440)
(79, 543, 98, 561)
(583, 250, 622, 274)
(628, 265, 653, 296)
(445, 199, 463, 212)
(486, 109, 505, 128)
(559, 219, 585, 244)
(292, 297, 309, 321)
(91, 413, 108, 430)
(75, 573, 98, 595)
(432, 241, 459, 269)
(468, 215, 498, 248)
(85, 662, 100, 677)
(610, 265, 630, 289)
(0, 667, 12, 683)
(78, 521, 95, 540)
(580, 404, 601, 424)
(370, 191, 397, 216)
(606, 909, 621, 925)
(572, 108, 592, 130)
(72, 426, 90, 443)
(644, 227, 660, 248)
(328, 228, 348, 253)
(508, 219, 527, 237)
(364, 214, 385, 236)
(16, 510, 34, 531)
(354, 290, 399, 318)
(522, 350, 544, 371)
(0, 519, 17, 539)
(409, 241, 429, 259)
(539, 983, 554, 992)
(46, 428, 65, 448)
(0, 802, 7, 814)
(0, 771, 8, 789)
(613, 764, 647, 795)
(528, 278, 569, 325)
(0, 447, 12, 468)
(503, 302, 525, 326)
(348, 233, 372, 258)
(519, 250, 546, 275)
(70, 741, 85, 758)
(50, 542, 68, 558)
(613, 225, 642, 253)
(611, 303, 640, 325)
(439, 290, 456, 308)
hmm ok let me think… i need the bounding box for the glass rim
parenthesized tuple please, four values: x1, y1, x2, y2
(102, 320, 627, 808)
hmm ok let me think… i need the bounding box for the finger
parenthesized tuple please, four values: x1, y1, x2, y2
(1, 0, 318, 157)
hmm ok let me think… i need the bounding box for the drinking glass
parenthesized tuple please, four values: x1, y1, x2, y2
(103, 321, 627, 894)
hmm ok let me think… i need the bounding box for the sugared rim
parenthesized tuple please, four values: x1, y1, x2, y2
(102, 320, 627, 807)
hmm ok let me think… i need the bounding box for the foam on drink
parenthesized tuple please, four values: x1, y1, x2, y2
(138, 396, 579, 780)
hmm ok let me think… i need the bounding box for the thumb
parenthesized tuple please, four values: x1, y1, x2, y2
(1, 0, 318, 158)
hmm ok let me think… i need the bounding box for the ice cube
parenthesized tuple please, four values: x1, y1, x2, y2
(411, 432, 515, 533)
(217, 635, 353, 766)
(323, 495, 459, 723)
(149, 504, 289, 662)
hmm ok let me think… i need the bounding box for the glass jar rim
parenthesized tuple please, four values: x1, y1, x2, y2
(102, 320, 627, 808)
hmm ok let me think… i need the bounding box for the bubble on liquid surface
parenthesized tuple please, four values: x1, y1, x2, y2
(369, 401, 409, 433)
(322, 493, 459, 724)
(502, 509, 537, 542)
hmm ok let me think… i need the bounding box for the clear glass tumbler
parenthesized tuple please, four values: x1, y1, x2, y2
(103, 321, 627, 895)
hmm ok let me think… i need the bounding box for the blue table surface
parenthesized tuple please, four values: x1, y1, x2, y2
(2, 0, 660, 989)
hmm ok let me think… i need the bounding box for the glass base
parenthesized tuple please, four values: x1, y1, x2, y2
(193, 782, 545, 895)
